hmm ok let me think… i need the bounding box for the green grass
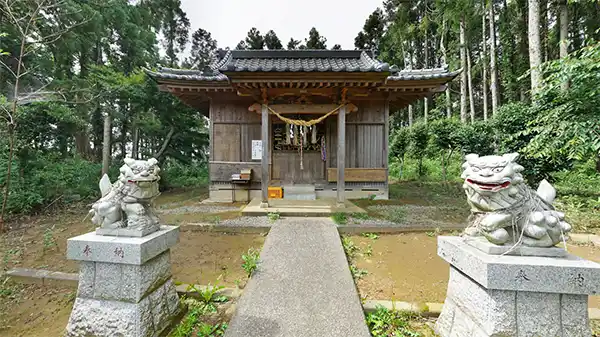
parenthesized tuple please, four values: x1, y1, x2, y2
(366, 306, 425, 337)
(331, 212, 348, 225)
(241, 248, 260, 278)
(267, 212, 280, 222)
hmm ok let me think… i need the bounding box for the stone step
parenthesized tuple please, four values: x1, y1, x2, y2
(282, 184, 316, 194)
(284, 193, 316, 200)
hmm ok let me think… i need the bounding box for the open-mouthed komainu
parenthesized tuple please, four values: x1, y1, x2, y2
(89, 158, 161, 232)
(461, 152, 571, 247)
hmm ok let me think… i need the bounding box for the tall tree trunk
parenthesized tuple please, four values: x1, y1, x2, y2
(559, 0, 568, 58)
(482, 4, 489, 121)
(540, 0, 549, 62)
(92, 105, 103, 161)
(559, 0, 569, 91)
(132, 126, 139, 159)
(460, 17, 468, 123)
(489, 2, 500, 115)
(528, 0, 543, 100)
(75, 132, 91, 159)
(467, 47, 476, 123)
(120, 121, 127, 159)
(406, 41, 414, 126)
(424, 29, 429, 123)
(440, 20, 452, 118)
(102, 112, 112, 175)
(153, 127, 176, 160)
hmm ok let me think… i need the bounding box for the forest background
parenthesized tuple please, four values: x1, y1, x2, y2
(1, 0, 599, 231)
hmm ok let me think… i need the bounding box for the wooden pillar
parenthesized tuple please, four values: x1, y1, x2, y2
(383, 98, 390, 200)
(261, 104, 269, 208)
(337, 105, 346, 206)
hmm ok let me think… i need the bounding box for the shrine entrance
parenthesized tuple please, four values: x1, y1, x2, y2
(271, 115, 327, 185)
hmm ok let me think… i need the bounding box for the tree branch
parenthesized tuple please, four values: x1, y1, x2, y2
(153, 126, 176, 160)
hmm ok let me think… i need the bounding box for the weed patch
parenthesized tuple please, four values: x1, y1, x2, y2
(267, 212, 280, 223)
(331, 212, 348, 225)
(241, 248, 260, 278)
(366, 305, 423, 337)
(186, 281, 228, 313)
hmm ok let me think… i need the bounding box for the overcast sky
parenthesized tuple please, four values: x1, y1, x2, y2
(180, 0, 383, 50)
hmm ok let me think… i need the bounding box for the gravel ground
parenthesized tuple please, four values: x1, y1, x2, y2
(219, 216, 273, 227)
(156, 205, 241, 214)
(358, 204, 468, 229)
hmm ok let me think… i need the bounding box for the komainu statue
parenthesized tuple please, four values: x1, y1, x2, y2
(89, 158, 161, 236)
(461, 152, 571, 247)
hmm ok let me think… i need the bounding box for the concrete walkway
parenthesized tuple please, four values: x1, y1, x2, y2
(224, 218, 371, 337)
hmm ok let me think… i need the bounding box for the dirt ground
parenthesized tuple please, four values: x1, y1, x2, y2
(0, 189, 265, 337)
(1, 188, 264, 287)
(0, 283, 74, 337)
(1, 223, 265, 288)
(351, 233, 600, 309)
(0, 227, 264, 337)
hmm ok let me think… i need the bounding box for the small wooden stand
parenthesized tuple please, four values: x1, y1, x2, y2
(230, 178, 250, 202)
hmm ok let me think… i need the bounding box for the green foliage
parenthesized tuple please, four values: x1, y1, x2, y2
(524, 42, 600, 171)
(170, 304, 208, 337)
(264, 30, 283, 50)
(362, 233, 379, 240)
(352, 212, 370, 220)
(428, 118, 462, 180)
(390, 127, 410, 160)
(3, 248, 21, 265)
(390, 127, 411, 179)
(453, 121, 495, 156)
(267, 212, 280, 222)
(43, 226, 57, 252)
(408, 123, 429, 177)
(331, 212, 348, 225)
(305, 27, 327, 49)
(0, 152, 207, 216)
(551, 159, 600, 195)
(363, 244, 373, 257)
(160, 160, 208, 190)
(491, 103, 560, 183)
(0, 278, 15, 298)
(349, 264, 369, 279)
(186, 282, 228, 313)
(342, 236, 369, 279)
(390, 157, 463, 182)
(241, 248, 260, 278)
(366, 306, 421, 337)
(196, 322, 227, 337)
(341, 236, 359, 259)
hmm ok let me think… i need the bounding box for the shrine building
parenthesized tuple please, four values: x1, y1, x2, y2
(147, 49, 459, 207)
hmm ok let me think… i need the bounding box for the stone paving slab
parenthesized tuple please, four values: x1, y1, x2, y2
(224, 218, 371, 337)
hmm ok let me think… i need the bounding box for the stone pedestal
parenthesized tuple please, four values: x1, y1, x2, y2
(65, 226, 181, 337)
(436, 236, 600, 337)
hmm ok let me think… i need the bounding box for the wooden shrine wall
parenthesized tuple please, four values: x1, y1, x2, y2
(325, 100, 387, 170)
(209, 101, 264, 182)
(208, 100, 388, 184)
